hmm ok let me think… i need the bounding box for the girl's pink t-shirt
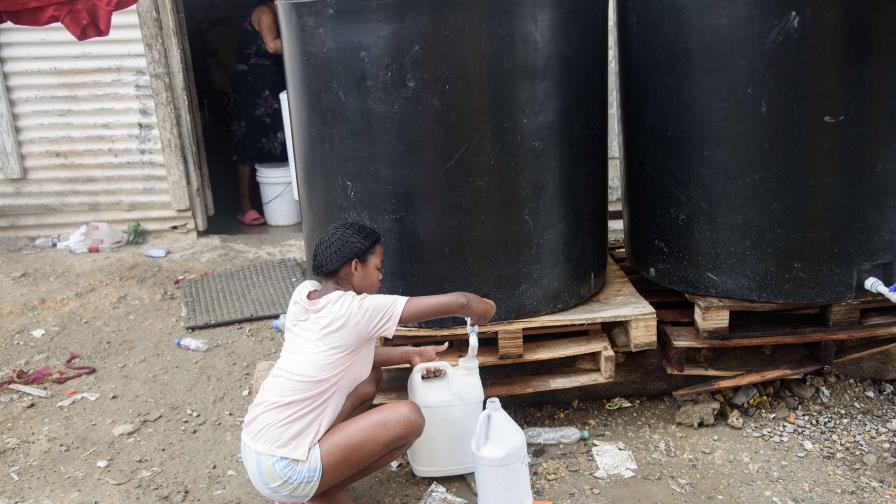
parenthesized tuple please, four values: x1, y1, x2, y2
(241, 280, 408, 460)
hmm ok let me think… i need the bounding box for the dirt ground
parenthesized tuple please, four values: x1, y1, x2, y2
(1, 231, 894, 504)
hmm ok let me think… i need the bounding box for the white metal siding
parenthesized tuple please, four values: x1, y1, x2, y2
(0, 7, 193, 236)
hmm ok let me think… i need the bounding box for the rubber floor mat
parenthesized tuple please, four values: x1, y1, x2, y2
(180, 258, 304, 329)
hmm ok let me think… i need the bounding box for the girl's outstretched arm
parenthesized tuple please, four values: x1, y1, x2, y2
(373, 343, 449, 368)
(398, 293, 496, 326)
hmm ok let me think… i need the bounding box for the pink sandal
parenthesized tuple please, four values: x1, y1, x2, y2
(237, 209, 266, 226)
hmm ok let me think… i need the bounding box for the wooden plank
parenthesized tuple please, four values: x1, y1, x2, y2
(390, 331, 495, 346)
(673, 338, 896, 396)
(0, 58, 23, 179)
(136, 0, 191, 210)
(374, 370, 613, 403)
(666, 323, 896, 349)
(387, 334, 611, 368)
(835, 339, 896, 364)
(673, 362, 823, 396)
(484, 371, 612, 397)
(825, 298, 895, 326)
(663, 363, 742, 377)
(687, 294, 817, 312)
(393, 258, 655, 339)
(497, 329, 524, 359)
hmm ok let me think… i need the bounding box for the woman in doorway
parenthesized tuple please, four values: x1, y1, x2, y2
(231, 0, 286, 226)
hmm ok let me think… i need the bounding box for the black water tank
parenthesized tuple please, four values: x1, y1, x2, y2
(618, 1, 896, 303)
(278, 0, 608, 324)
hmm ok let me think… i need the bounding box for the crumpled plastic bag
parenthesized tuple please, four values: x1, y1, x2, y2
(56, 222, 125, 253)
(592, 441, 638, 479)
(418, 482, 467, 504)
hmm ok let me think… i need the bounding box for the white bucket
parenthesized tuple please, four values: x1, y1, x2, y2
(255, 162, 301, 226)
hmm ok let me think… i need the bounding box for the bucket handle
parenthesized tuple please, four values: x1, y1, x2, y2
(262, 182, 292, 205)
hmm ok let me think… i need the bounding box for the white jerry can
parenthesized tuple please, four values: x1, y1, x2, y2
(471, 397, 533, 504)
(407, 357, 484, 477)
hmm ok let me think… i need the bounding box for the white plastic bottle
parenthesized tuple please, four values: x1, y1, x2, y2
(471, 397, 532, 504)
(524, 427, 589, 444)
(173, 337, 208, 352)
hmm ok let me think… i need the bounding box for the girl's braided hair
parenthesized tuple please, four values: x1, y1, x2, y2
(312, 222, 382, 277)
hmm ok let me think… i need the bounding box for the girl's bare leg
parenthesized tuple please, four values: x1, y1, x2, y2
(307, 372, 423, 503)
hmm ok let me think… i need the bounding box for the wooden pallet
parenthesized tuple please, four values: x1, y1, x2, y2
(660, 322, 896, 376)
(374, 331, 616, 403)
(388, 257, 657, 355)
(610, 248, 896, 384)
(371, 258, 656, 401)
(688, 293, 896, 337)
(671, 337, 896, 396)
(610, 248, 896, 335)
(252, 332, 616, 405)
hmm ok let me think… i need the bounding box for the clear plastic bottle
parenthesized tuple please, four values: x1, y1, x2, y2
(272, 314, 287, 332)
(33, 236, 59, 249)
(523, 427, 588, 444)
(173, 337, 208, 352)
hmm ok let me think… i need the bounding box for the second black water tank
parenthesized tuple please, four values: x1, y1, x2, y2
(618, 0, 896, 303)
(278, 0, 608, 324)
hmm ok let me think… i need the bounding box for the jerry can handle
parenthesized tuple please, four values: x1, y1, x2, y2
(409, 360, 452, 384)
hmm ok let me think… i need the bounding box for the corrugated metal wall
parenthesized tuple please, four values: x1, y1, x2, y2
(0, 6, 194, 236)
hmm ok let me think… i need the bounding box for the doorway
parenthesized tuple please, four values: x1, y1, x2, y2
(179, 0, 298, 236)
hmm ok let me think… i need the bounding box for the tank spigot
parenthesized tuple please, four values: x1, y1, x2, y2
(459, 317, 479, 367)
(864, 277, 896, 304)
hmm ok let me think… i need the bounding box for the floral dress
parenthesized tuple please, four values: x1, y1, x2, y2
(230, 12, 287, 165)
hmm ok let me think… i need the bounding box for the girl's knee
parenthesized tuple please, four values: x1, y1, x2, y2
(393, 401, 425, 438)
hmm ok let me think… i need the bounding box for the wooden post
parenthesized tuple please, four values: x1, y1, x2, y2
(694, 305, 730, 336)
(136, 0, 191, 210)
(599, 346, 616, 380)
(625, 316, 658, 351)
(824, 303, 861, 326)
(0, 58, 23, 180)
(497, 329, 524, 359)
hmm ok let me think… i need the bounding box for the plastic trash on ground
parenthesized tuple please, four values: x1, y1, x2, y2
(173, 337, 209, 352)
(418, 482, 467, 504)
(56, 392, 100, 407)
(143, 248, 168, 258)
(605, 397, 633, 409)
(56, 222, 125, 253)
(524, 427, 588, 444)
(591, 441, 638, 479)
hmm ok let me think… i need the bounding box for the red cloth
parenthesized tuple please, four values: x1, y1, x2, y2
(0, 0, 139, 41)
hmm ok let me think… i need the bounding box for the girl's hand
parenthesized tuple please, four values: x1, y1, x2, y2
(469, 298, 496, 326)
(409, 342, 449, 378)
